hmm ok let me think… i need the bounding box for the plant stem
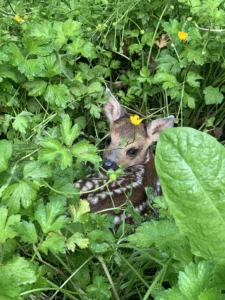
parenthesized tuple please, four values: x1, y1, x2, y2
(97, 255, 120, 300)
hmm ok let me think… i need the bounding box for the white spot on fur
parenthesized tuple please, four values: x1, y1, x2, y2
(114, 188, 122, 194)
(113, 216, 122, 224)
(99, 193, 107, 200)
(89, 196, 99, 204)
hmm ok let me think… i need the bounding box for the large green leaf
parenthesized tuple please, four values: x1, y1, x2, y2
(155, 128, 225, 261)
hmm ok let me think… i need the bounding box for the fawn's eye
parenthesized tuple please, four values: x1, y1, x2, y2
(105, 136, 111, 145)
(126, 147, 139, 156)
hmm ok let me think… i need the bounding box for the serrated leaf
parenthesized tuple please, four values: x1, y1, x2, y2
(12, 116, 29, 134)
(155, 127, 225, 261)
(72, 141, 102, 165)
(44, 84, 71, 108)
(63, 19, 81, 36)
(156, 261, 222, 300)
(2, 180, 39, 214)
(6, 256, 36, 285)
(0, 207, 20, 243)
(23, 161, 53, 179)
(0, 140, 12, 172)
(4, 43, 24, 66)
(60, 114, 79, 147)
(81, 42, 96, 59)
(87, 82, 103, 94)
(0, 64, 18, 82)
(69, 200, 90, 223)
(42, 54, 62, 77)
(110, 60, 120, 69)
(67, 232, 89, 252)
(186, 71, 203, 88)
(203, 86, 224, 105)
(183, 92, 196, 108)
(157, 51, 181, 74)
(49, 178, 78, 201)
(0, 51, 9, 63)
(23, 79, 47, 96)
(153, 72, 180, 89)
(15, 220, 37, 243)
(39, 138, 73, 170)
(23, 36, 53, 56)
(35, 200, 69, 233)
(86, 276, 112, 300)
(0, 268, 22, 300)
(18, 58, 45, 80)
(39, 232, 66, 254)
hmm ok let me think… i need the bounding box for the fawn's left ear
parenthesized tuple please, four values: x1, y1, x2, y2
(102, 88, 126, 123)
(146, 116, 174, 143)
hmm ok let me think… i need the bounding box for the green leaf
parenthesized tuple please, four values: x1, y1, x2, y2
(0, 140, 12, 172)
(60, 114, 80, 147)
(186, 71, 203, 87)
(6, 256, 36, 285)
(23, 36, 53, 56)
(86, 276, 112, 300)
(87, 82, 103, 94)
(39, 232, 66, 254)
(157, 51, 181, 75)
(66, 232, 89, 252)
(156, 261, 223, 300)
(42, 54, 62, 77)
(23, 161, 53, 179)
(15, 220, 38, 243)
(35, 200, 69, 233)
(18, 58, 45, 80)
(44, 84, 71, 108)
(0, 267, 22, 300)
(203, 86, 224, 105)
(4, 43, 24, 66)
(63, 19, 81, 36)
(23, 79, 47, 96)
(49, 178, 78, 201)
(69, 200, 90, 223)
(39, 138, 73, 170)
(153, 72, 180, 89)
(13, 116, 29, 134)
(72, 141, 102, 165)
(2, 180, 39, 214)
(183, 92, 196, 109)
(155, 128, 225, 261)
(81, 42, 96, 59)
(0, 207, 20, 243)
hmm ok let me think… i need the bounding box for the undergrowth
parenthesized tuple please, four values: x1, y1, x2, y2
(0, 0, 225, 299)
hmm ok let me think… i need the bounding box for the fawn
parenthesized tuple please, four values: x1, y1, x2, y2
(75, 89, 174, 223)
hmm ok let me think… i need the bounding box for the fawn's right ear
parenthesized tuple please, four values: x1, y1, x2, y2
(102, 88, 126, 123)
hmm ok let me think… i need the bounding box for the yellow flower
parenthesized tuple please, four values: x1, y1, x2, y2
(130, 115, 142, 125)
(178, 31, 188, 41)
(14, 14, 25, 23)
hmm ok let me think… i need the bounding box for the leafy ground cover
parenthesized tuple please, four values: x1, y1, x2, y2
(0, 0, 225, 299)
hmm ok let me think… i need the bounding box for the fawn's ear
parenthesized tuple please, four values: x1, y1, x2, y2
(102, 88, 126, 123)
(146, 116, 174, 144)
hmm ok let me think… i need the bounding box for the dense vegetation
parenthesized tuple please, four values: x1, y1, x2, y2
(0, 0, 225, 299)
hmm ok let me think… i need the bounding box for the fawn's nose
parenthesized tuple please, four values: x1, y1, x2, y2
(103, 160, 118, 171)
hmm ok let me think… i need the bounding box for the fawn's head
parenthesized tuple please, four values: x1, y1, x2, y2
(102, 89, 174, 171)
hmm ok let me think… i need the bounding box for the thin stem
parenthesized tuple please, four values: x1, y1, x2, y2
(49, 256, 94, 300)
(97, 255, 120, 300)
(147, 5, 168, 66)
